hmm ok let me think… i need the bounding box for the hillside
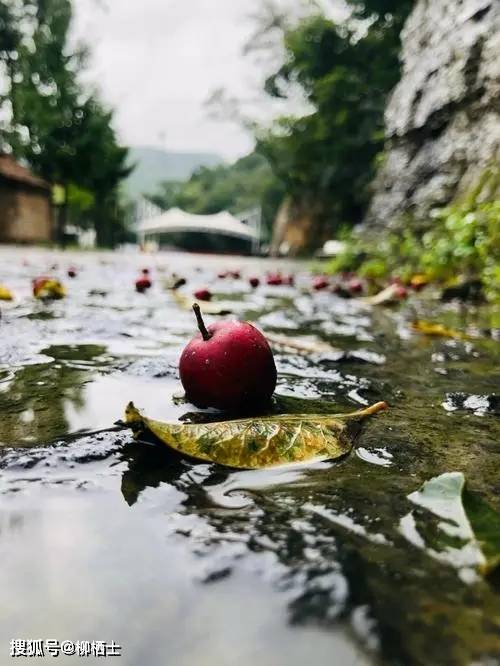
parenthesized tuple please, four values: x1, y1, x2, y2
(124, 146, 223, 199)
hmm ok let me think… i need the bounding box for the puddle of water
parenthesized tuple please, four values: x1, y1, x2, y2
(0, 247, 499, 666)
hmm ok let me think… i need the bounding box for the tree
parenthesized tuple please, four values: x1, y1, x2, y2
(1, 0, 130, 247)
(254, 1, 414, 252)
(148, 152, 285, 242)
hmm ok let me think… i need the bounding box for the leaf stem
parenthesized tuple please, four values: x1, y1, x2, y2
(193, 303, 212, 341)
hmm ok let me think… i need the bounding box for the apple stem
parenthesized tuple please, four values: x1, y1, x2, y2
(193, 303, 212, 341)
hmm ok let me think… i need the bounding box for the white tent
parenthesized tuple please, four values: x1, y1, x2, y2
(137, 207, 258, 242)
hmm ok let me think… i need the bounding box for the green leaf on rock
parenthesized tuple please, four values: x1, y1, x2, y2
(124, 401, 388, 470)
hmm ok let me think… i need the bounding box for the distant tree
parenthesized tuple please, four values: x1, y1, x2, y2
(254, 0, 414, 251)
(1, 0, 130, 247)
(148, 152, 285, 240)
(0, 1, 20, 148)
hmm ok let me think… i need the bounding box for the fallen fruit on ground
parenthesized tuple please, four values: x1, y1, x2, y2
(124, 400, 388, 469)
(0, 284, 14, 301)
(249, 277, 260, 288)
(266, 272, 283, 286)
(348, 278, 363, 294)
(312, 276, 329, 291)
(135, 276, 152, 293)
(194, 288, 212, 301)
(32, 277, 66, 300)
(173, 291, 234, 315)
(179, 303, 277, 410)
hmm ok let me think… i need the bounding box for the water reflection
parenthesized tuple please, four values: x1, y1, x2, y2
(0, 248, 499, 665)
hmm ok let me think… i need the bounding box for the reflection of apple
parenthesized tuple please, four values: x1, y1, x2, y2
(179, 304, 277, 410)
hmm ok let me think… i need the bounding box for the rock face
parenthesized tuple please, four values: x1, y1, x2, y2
(367, 0, 500, 227)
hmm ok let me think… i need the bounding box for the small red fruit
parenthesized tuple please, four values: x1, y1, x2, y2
(32, 276, 66, 299)
(348, 278, 363, 294)
(67, 267, 77, 278)
(179, 304, 277, 410)
(218, 271, 228, 279)
(135, 277, 152, 293)
(394, 285, 408, 299)
(266, 273, 283, 286)
(312, 276, 329, 291)
(249, 277, 260, 288)
(194, 288, 212, 301)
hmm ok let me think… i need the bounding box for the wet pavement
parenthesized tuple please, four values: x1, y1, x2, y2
(0, 246, 499, 665)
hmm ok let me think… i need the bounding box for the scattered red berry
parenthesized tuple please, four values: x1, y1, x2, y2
(312, 276, 329, 291)
(266, 273, 283, 286)
(348, 278, 363, 294)
(394, 285, 408, 299)
(194, 288, 212, 301)
(135, 277, 152, 293)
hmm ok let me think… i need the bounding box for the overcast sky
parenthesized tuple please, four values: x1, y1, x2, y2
(71, 0, 280, 160)
(72, 0, 346, 161)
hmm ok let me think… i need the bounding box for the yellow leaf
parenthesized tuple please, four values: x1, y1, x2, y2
(124, 401, 388, 469)
(411, 320, 469, 340)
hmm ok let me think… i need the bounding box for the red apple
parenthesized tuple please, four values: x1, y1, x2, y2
(67, 267, 77, 278)
(312, 276, 329, 291)
(194, 288, 212, 301)
(394, 285, 408, 299)
(249, 277, 260, 288)
(179, 304, 277, 410)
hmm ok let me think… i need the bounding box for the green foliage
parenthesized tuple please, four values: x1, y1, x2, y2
(148, 152, 285, 240)
(255, 1, 413, 240)
(325, 197, 500, 302)
(0, 0, 130, 247)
